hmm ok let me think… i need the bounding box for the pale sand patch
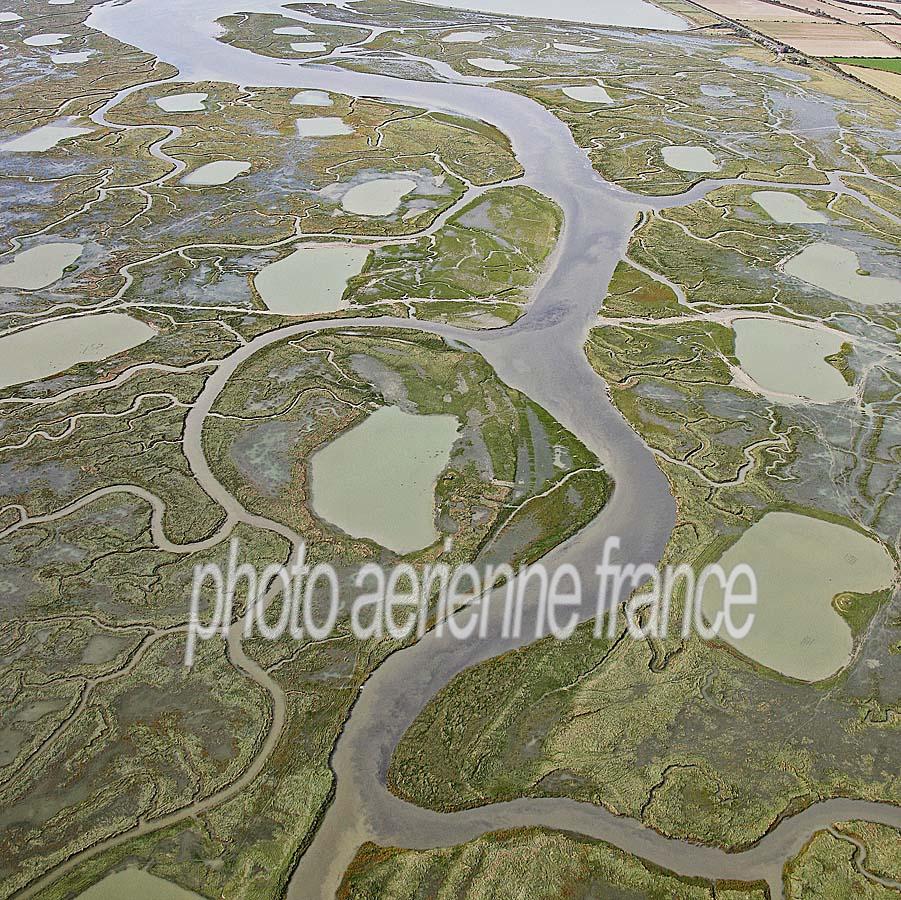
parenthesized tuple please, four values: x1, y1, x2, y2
(872, 24, 901, 41)
(813, 0, 894, 23)
(467, 57, 520, 71)
(751, 21, 900, 56)
(690, 0, 819, 20)
(838, 63, 901, 100)
(742, 0, 898, 22)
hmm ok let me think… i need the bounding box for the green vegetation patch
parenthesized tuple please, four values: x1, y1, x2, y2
(339, 828, 770, 899)
(385, 185, 901, 852)
(829, 58, 901, 74)
(346, 186, 562, 322)
(785, 823, 901, 899)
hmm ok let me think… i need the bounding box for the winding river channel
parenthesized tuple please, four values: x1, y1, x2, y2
(29, 1, 897, 897)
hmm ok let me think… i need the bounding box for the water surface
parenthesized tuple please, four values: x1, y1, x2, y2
(296, 116, 353, 137)
(291, 90, 333, 106)
(291, 41, 327, 53)
(441, 30, 491, 43)
(751, 191, 826, 224)
(52, 50, 95, 63)
(662, 145, 719, 172)
(785, 243, 901, 306)
(563, 84, 612, 103)
(181, 160, 251, 185)
(24, 33, 69, 46)
(554, 42, 601, 53)
(310, 406, 460, 554)
(156, 92, 207, 112)
(417, 0, 687, 29)
(702, 511, 895, 681)
(467, 57, 520, 72)
(341, 177, 417, 215)
(254, 245, 369, 315)
(733, 318, 853, 403)
(77, 869, 201, 899)
(0, 313, 156, 389)
(0, 243, 83, 290)
(0, 122, 91, 152)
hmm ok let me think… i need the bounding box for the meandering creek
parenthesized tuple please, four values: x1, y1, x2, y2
(29, 1, 896, 898)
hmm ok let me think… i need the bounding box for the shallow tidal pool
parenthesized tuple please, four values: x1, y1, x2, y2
(784, 242, 901, 306)
(155, 92, 207, 112)
(733, 318, 853, 403)
(253, 245, 369, 315)
(310, 406, 460, 554)
(181, 160, 251, 185)
(340, 178, 417, 216)
(0, 122, 91, 152)
(751, 191, 827, 224)
(295, 116, 354, 137)
(0, 313, 156, 389)
(0, 242, 83, 290)
(467, 57, 520, 72)
(661, 145, 719, 172)
(702, 511, 895, 681)
(76, 869, 201, 899)
(562, 83, 613, 103)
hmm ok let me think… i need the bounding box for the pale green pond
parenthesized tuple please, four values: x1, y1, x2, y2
(662, 145, 719, 172)
(0, 242, 83, 290)
(181, 160, 250, 185)
(733, 318, 853, 403)
(77, 869, 201, 899)
(341, 178, 417, 216)
(0, 123, 92, 152)
(562, 83, 612, 103)
(785, 242, 901, 306)
(274, 25, 313, 35)
(24, 33, 69, 46)
(253, 245, 369, 315)
(52, 50, 95, 64)
(310, 406, 460, 554)
(0, 313, 156, 389)
(554, 42, 601, 53)
(296, 117, 353, 137)
(441, 30, 491, 42)
(291, 41, 327, 53)
(156, 92, 207, 112)
(0, 12, 22, 21)
(751, 191, 827, 224)
(467, 57, 520, 72)
(702, 511, 895, 681)
(291, 90, 332, 106)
